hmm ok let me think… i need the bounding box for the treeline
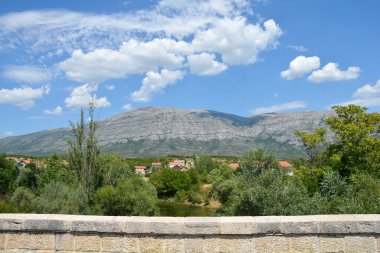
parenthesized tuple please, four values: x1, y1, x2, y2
(208, 105, 380, 215)
(0, 104, 379, 216)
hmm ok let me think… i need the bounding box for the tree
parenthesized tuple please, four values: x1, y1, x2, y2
(0, 154, 18, 195)
(67, 103, 100, 201)
(294, 128, 327, 166)
(325, 105, 380, 176)
(240, 149, 279, 175)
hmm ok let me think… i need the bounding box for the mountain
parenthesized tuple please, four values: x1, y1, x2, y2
(0, 107, 334, 158)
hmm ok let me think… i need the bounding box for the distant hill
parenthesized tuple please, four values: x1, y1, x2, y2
(0, 107, 334, 158)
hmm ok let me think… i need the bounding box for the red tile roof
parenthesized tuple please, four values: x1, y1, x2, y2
(279, 161, 293, 168)
(134, 166, 146, 170)
(229, 163, 239, 170)
(151, 162, 161, 166)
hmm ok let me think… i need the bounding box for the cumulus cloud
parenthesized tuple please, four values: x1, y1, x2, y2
(338, 80, 380, 107)
(131, 69, 184, 102)
(250, 100, 306, 115)
(0, 86, 49, 109)
(122, 103, 134, 111)
(0, 0, 283, 102)
(65, 84, 110, 108)
(187, 53, 227, 76)
(308, 63, 360, 83)
(2, 65, 51, 84)
(281, 56, 320, 80)
(44, 106, 62, 116)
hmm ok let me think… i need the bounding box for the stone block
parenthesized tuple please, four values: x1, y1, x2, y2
(124, 217, 152, 234)
(184, 218, 220, 235)
(255, 236, 290, 253)
(55, 233, 75, 251)
(219, 235, 253, 253)
(203, 236, 220, 253)
(24, 218, 68, 232)
(358, 221, 380, 234)
(0, 234, 5, 250)
(344, 236, 376, 253)
(256, 222, 282, 234)
(319, 236, 345, 253)
(220, 217, 254, 235)
(30, 233, 55, 250)
(0, 218, 24, 231)
(184, 237, 204, 253)
(289, 236, 318, 253)
(162, 236, 185, 253)
(283, 221, 318, 234)
(151, 217, 185, 235)
(318, 221, 360, 234)
(71, 216, 124, 233)
(101, 235, 128, 252)
(74, 234, 101, 252)
(124, 235, 140, 253)
(6, 233, 30, 249)
(139, 236, 163, 253)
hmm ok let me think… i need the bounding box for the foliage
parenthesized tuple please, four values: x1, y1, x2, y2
(208, 164, 237, 204)
(240, 149, 279, 175)
(0, 154, 18, 195)
(11, 187, 35, 212)
(39, 153, 75, 187)
(96, 176, 159, 216)
(294, 128, 327, 165)
(33, 181, 85, 214)
(67, 104, 100, 201)
(96, 153, 134, 188)
(16, 163, 39, 191)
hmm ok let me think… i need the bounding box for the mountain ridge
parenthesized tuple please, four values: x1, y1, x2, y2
(0, 107, 334, 158)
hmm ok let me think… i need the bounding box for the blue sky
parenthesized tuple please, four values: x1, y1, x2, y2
(0, 0, 379, 136)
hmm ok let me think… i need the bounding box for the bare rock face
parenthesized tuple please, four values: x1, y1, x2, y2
(0, 107, 334, 158)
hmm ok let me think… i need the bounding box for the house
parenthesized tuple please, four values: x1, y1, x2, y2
(134, 166, 147, 175)
(17, 159, 31, 169)
(150, 162, 162, 173)
(169, 162, 182, 169)
(173, 160, 185, 167)
(278, 161, 294, 176)
(229, 163, 240, 170)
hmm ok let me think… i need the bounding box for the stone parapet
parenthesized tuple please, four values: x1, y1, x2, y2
(0, 214, 379, 252)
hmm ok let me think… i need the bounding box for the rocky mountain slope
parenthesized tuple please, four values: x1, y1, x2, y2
(0, 107, 334, 158)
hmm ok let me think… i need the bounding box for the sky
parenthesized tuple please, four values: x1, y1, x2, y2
(0, 0, 379, 137)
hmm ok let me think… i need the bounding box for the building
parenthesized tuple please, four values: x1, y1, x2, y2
(229, 163, 240, 170)
(150, 162, 162, 173)
(17, 159, 31, 169)
(278, 161, 294, 176)
(134, 166, 147, 175)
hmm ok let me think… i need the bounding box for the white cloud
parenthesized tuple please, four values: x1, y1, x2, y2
(65, 84, 110, 108)
(122, 103, 134, 111)
(0, 86, 49, 110)
(287, 45, 308, 52)
(308, 63, 360, 83)
(105, 84, 115, 91)
(187, 53, 227, 76)
(2, 65, 51, 84)
(250, 100, 306, 115)
(281, 56, 320, 80)
(59, 38, 188, 83)
(131, 69, 184, 102)
(0, 0, 283, 102)
(192, 18, 282, 65)
(338, 80, 380, 107)
(44, 106, 62, 116)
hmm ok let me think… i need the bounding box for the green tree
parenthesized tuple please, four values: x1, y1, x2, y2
(294, 128, 327, 166)
(16, 163, 39, 191)
(0, 154, 18, 195)
(67, 104, 100, 201)
(96, 153, 134, 188)
(240, 149, 279, 175)
(96, 177, 158, 216)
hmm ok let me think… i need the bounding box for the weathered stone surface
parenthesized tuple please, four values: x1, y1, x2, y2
(162, 236, 185, 253)
(74, 234, 101, 252)
(220, 217, 254, 235)
(150, 217, 185, 235)
(0, 234, 5, 250)
(24, 216, 69, 232)
(184, 237, 204, 253)
(289, 236, 319, 253)
(283, 221, 318, 234)
(30, 233, 55, 250)
(344, 236, 376, 253)
(219, 235, 254, 253)
(184, 217, 221, 235)
(319, 236, 345, 253)
(71, 216, 125, 233)
(6, 233, 30, 249)
(139, 236, 164, 253)
(255, 236, 290, 253)
(55, 233, 75, 251)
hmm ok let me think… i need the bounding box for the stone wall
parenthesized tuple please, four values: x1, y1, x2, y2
(0, 214, 379, 252)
